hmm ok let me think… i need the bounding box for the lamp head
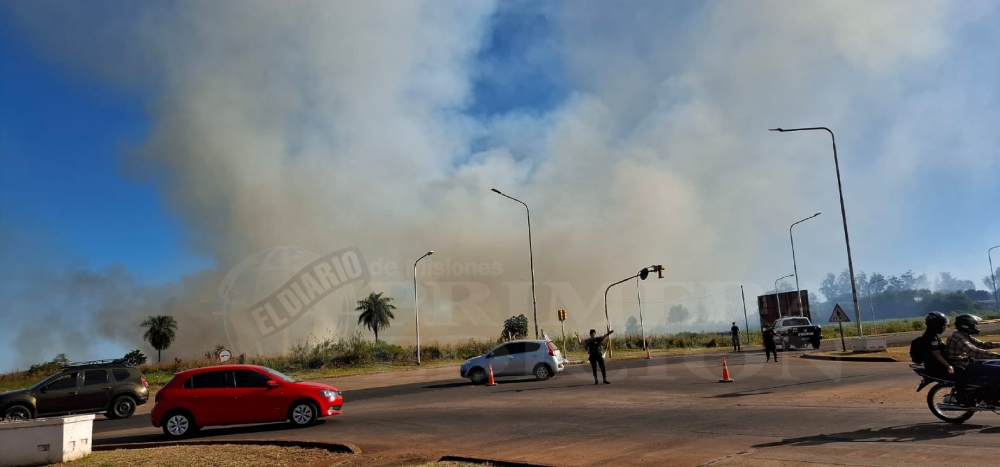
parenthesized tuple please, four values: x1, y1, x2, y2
(769, 128, 784, 132)
(427, 251, 434, 255)
(491, 188, 502, 194)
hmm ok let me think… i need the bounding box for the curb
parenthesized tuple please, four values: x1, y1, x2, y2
(439, 455, 557, 467)
(94, 439, 361, 455)
(799, 354, 899, 363)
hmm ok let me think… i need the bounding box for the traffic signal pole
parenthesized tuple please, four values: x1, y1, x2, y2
(604, 265, 663, 358)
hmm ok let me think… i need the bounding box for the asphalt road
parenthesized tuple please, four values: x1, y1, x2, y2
(92, 347, 1000, 467)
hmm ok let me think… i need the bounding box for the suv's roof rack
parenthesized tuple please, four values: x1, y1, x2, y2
(62, 359, 127, 369)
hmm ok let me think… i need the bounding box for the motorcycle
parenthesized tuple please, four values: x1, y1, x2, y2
(912, 362, 1000, 424)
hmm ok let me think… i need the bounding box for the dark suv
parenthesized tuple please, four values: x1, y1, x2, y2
(0, 360, 149, 420)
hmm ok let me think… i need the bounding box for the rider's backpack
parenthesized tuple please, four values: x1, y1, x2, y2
(910, 335, 930, 364)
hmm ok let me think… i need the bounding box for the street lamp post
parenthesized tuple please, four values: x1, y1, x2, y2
(492, 188, 539, 339)
(790, 212, 822, 316)
(990, 245, 1000, 314)
(413, 251, 433, 365)
(866, 277, 887, 335)
(775, 274, 794, 318)
(770, 127, 863, 337)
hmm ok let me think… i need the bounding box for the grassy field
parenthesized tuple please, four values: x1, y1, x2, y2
(45, 444, 488, 466)
(818, 332, 1000, 360)
(4, 312, 997, 393)
(0, 332, 741, 392)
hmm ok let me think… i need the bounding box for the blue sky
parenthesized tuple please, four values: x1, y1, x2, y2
(0, 12, 212, 284)
(1, 1, 998, 371)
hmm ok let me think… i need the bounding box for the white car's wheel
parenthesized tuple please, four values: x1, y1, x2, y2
(469, 368, 487, 385)
(534, 364, 552, 380)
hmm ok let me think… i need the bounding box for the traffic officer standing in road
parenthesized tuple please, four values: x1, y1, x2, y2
(730, 322, 741, 352)
(762, 325, 778, 362)
(576, 329, 613, 385)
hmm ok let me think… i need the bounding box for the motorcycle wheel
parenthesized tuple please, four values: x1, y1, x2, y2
(927, 383, 975, 424)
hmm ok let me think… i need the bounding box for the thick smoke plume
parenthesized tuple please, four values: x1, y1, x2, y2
(2, 1, 998, 369)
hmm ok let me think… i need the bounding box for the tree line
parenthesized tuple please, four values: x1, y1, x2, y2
(809, 267, 1000, 320)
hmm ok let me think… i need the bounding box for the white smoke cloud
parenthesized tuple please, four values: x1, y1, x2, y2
(2, 0, 998, 369)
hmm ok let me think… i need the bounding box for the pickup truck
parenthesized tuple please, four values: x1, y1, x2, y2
(771, 317, 823, 350)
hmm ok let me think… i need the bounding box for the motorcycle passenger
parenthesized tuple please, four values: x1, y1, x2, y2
(946, 314, 1000, 404)
(913, 312, 953, 379)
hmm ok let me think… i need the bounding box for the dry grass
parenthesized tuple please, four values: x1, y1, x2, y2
(52, 445, 349, 467)
(50, 445, 489, 467)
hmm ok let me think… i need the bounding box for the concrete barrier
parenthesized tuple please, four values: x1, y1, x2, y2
(852, 337, 887, 352)
(0, 414, 95, 466)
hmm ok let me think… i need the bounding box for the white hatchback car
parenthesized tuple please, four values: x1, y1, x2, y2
(460, 340, 565, 384)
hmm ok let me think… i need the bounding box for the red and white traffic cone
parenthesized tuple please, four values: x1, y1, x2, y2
(719, 357, 734, 383)
(486, 364, 497, 386)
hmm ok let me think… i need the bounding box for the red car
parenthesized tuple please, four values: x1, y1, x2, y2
(151, 364, 342, 438)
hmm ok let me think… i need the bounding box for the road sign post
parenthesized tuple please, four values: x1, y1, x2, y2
(828, 304, 851, 352)
(558, 309, 567, 353)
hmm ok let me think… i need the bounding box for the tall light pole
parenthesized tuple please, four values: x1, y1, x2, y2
(775, 274, 794, 318)
(770, 127, 863, 337)
(866, 277, 887, 335)
(413, 251, 433, 365)
(492, 188, 538, 339)
(990, 245, 1000, 313)
(790, 212, 821, 316)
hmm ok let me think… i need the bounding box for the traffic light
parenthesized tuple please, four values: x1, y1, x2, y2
(557, 309, 567, 321)
(639, 267, 649, 280)
(655, 265, 664, 279)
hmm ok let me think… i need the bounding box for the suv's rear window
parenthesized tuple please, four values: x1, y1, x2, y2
(524, 342, 541, 352)
(84, 370, 109, 386)
(112, 369, 132, 382)
(783, 318, 810, 326)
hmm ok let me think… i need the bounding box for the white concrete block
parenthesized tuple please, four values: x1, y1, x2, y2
(0, 414, 94, 466)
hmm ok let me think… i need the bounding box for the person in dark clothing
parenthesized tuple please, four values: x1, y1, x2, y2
(912, 312, 953, 380)
(762, 325, 778, 362)
(730, 322, 741, 352)
(946, 314, 1000, 405)
(575, 328, 614, 384)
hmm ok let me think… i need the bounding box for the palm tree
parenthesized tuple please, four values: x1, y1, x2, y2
(140, 315, 178, 363)
(356, 292, 396, 343)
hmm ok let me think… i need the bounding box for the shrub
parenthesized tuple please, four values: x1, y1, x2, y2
(122, 349, 147, 366)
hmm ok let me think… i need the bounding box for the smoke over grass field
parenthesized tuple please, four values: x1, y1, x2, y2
(1, 1, 998, 370)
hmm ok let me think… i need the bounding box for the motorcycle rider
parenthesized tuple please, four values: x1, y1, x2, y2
(946, 314, 1000, 405)
(913, 312, 953, 379)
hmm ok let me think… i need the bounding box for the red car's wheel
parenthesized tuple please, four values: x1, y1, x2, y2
(288, 401, 318, 427)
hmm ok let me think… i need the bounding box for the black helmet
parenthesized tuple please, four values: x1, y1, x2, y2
(925, 312, 948, 330)
(955, 314, 982, 335)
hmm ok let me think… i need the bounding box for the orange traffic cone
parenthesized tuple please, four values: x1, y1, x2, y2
(486, 364, 497, 386)
(719, 357, 734, 383)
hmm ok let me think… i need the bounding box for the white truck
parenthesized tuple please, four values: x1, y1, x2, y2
(771, 317, 823, 350)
